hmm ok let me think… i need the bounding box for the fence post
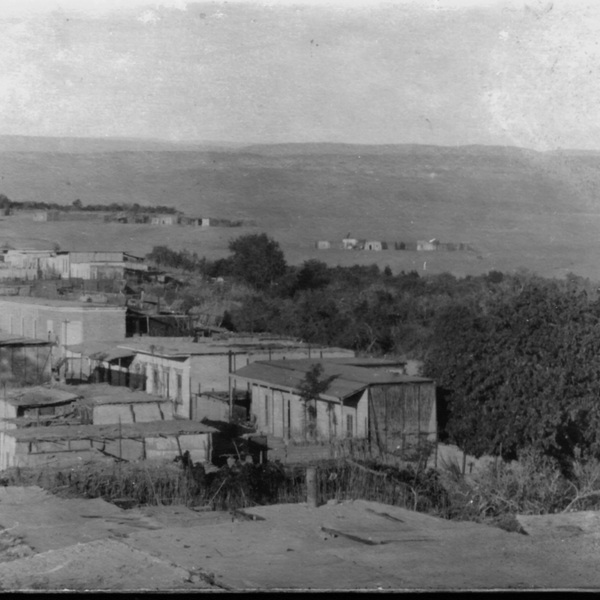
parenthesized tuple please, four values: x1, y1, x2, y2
(306, 467, 318, 508)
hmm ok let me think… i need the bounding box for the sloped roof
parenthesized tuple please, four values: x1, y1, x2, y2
(63, 384, 168, 406)
(232, 360, 432, 401)
(4, 387, 81, 407)
(88, 347, 135, 362)
(0, 332, 52, 347)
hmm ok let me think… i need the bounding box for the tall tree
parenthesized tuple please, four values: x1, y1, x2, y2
(228, 233, 287, 291)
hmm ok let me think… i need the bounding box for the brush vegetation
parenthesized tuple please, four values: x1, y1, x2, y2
(4, 449, 600, 533)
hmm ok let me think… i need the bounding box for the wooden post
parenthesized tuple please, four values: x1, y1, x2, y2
(119, 417, 123, 462)
(228, 351, 233, 421)
(306, 467, 318, 508)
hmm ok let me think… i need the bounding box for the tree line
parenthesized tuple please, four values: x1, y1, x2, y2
(0, 194, 177, 214)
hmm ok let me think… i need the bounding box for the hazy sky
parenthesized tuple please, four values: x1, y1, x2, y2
(1, 0, 598, 149)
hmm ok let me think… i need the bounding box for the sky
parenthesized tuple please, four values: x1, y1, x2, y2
(0, 0, 598, 150)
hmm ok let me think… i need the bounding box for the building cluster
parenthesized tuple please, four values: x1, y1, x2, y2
(27, 209, 254, 228)
(0, 249, 437, 471)
(316, 237, 473, 252)
(0, 249, 152, 282)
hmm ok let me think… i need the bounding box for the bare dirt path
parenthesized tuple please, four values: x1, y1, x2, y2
(0, 486, 599, 591)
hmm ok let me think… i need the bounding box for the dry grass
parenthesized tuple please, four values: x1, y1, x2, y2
(4, 447, 599, 532)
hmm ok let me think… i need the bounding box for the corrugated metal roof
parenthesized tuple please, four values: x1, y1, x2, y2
(6, 419, 218, 441)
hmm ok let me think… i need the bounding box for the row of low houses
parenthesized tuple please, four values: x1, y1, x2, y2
(0, 249, 152, 281)
(28, 210, 253, 228)
(316, 238, 473, 252)
(0, 294, 438, 469)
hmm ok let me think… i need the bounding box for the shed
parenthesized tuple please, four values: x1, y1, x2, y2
(70, 384, 175, 425)
(364, 241, 383, 251)
(0, 419, 218, 469)
(417, 239, 440, 251)
(0, 387, 81, 430)
(231, 359, 436, 452)
(150, 215, 177, 226)
(316, 241, 331, 250)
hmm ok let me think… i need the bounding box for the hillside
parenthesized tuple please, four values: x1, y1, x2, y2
(1, 138, 600, 279)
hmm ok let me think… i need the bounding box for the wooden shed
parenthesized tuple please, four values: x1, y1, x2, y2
(231, 359, 436, 453)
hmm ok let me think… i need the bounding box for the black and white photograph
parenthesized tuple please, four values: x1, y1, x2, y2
(0, 0, 599, 591)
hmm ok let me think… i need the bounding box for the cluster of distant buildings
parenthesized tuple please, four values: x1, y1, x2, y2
(0, 249, 151, 282)
(24, 209, 254, 228)
(316, 237, 474, 252)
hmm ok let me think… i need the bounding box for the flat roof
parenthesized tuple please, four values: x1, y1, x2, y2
(3, 387, 81, 407)
(5, 419, 218, 441)
(232, 360, 433, 400)
(118, 337, 353, 358)
(62, 384, 169, 406)
(0, 332, 52, 347)
(67, 340, 126, 357)
(323, 357, 407, 367)
(0, 296, 126, 310)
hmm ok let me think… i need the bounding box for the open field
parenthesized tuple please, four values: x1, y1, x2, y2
(2, 138, 600, 279)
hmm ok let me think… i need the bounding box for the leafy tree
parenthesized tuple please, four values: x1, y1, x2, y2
(294, 259, 330, 293)
(227, 233, 287, 291)
(297, 363, 337, 440)
(424, 283, 600, 462)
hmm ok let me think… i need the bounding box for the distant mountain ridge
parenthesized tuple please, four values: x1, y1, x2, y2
(0, 135, 245, 154)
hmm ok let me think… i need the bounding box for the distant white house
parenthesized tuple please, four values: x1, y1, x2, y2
(150, 214, 177, 226)
(417, 239, 440, 251)
(316, 240, 331, 250)
(364, 241, 383, 251)
(341, 238, 358, 250)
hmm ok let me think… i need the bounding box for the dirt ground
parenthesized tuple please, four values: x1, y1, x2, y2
(0, 486, 599, 592)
